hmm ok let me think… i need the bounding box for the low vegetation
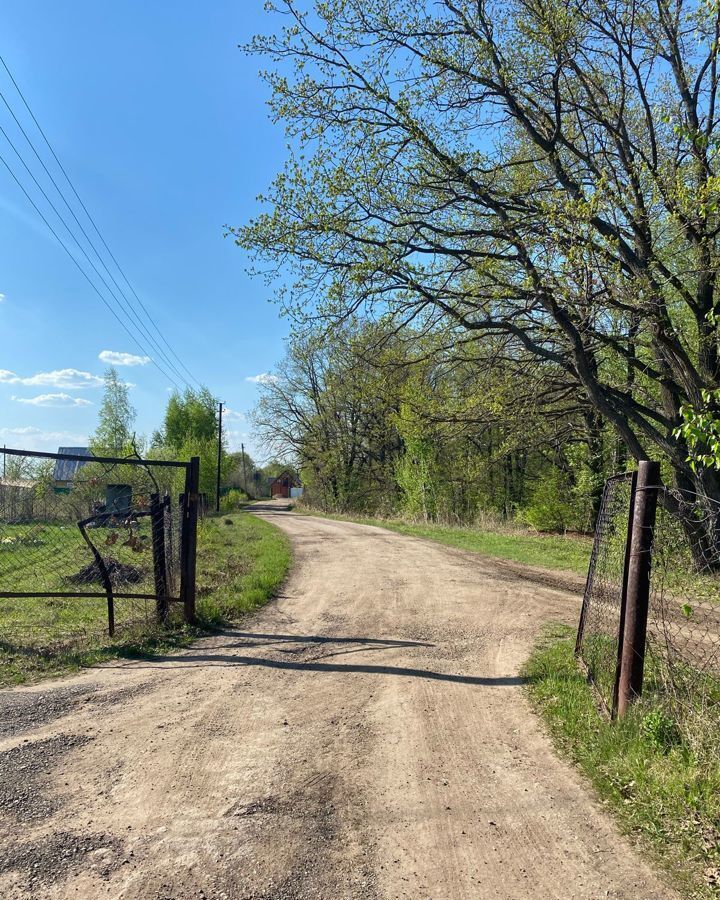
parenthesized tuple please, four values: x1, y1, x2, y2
(296, 506, 591, 575)
(194, 512, 290, 623)
(0, 512, 290, 686)
(525, 627, 720, 899)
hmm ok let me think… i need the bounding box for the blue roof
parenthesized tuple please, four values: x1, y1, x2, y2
(53, 447, 92, 482)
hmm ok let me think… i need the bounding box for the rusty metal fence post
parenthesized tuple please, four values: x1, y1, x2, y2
(180, 456, 200, 625)
(616, 460, 660, 718)
(150, 493, 169, 625)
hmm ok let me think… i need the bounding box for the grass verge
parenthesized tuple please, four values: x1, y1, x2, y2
(295, 506, 591, 575)
(0, 511, 290, 687)
(524, 626, 720, 898)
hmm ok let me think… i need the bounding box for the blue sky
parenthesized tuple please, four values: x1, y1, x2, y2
(0, 1, 290, 459)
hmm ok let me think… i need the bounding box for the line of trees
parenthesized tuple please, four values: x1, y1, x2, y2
(236, 0, 720, 538)
(88, 368, 276, 502)
(253, 322, 607, 530)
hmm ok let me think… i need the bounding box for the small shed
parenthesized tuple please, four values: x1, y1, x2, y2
(53, 447, 92, 488)
(269, 471, 300, 499)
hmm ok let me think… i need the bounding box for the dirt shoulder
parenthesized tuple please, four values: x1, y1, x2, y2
(0, 507, 675, 899)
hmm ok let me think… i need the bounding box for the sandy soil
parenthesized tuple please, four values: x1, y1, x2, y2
(0, 504, 678, 899)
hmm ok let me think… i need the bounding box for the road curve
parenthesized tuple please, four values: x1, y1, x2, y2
(0, 506, 676, 899)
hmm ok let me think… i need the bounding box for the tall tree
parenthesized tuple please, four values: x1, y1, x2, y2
(156, 387, 224, 498)
(162, 387, 218, 451)
(236, 0, 720, 524)
(91, 367, 135, 455)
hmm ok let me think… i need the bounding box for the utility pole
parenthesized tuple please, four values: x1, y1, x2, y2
(241, 442, 249, 497)
(216, 401, 223, 513)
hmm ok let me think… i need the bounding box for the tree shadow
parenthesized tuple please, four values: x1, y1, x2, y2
(111, 628, 530, 687)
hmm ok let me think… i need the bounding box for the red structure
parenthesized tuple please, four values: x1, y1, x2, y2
(270, 471, 298, 499)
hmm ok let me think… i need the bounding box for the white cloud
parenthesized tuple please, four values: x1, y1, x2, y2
(12, 393, 93, 408)
(99, 350, 151, 367)
(0, 293, 5, 303)
(245, 373, 277, 385)
(0, 368, 103, 389)
(223, 407, 245, 421)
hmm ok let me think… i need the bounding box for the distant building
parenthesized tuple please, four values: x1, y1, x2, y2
(269, 471, 301, 499)
(53, 447, 92, 488)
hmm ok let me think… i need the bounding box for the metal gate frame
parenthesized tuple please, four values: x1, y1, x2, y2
(0, 447, 200, 635)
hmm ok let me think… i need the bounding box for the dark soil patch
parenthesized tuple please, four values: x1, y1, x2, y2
(0, 684, 94, 738)
(0, 733, 91, 823)
(66, 557, 144, 587)
(0, 830, 124, 890)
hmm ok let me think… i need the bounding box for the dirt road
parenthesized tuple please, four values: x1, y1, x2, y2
(0, 506, 676, 899)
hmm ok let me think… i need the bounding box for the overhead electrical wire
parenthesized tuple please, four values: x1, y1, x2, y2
(0, 53, 203, 391)
(0, 80, 190, 389)
(0, 88, 189, 388)
(0, 122, 182, 391)
(0, 147, 183, 387)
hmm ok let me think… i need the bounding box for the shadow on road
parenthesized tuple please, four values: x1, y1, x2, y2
(207, 630, 435, 651)
(244, 501, 294, 514)
(111, 629, 528, 686)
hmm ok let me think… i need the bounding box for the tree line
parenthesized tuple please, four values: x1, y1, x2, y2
(254, 322, 605, 530)
(235, 0, 720, 539)
(89, 367, 279, 503)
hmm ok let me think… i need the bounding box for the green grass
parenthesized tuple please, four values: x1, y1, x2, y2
(296, 507, 592, 575)
(0, 512, 291, 686)
(525, 627, 720, 898)
(194, 513, 291, 623)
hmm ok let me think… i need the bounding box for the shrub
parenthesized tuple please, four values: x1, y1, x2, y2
(522, 470, 573, 532)
(220, 489, 247, 513)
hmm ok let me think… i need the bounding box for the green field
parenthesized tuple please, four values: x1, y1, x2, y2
(0, 512, 290, 686)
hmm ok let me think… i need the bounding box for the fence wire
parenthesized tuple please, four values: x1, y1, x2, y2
(0, 448, 188, 654)
(645, 487, 720, 742)
(576, 473, 634, 711)
(578, 474, 720, 735)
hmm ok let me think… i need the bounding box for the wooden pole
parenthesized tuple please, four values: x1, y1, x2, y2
(616, 460, 660, 717)
(241, 442, 249, 497)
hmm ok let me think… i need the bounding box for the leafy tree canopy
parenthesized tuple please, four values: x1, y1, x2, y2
(90, 367, 136, 456)
(235, 0, 720, 509)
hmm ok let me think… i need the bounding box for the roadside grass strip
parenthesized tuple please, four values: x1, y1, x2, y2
(525, 626, 720, 899)
(0, 512, 290, 686)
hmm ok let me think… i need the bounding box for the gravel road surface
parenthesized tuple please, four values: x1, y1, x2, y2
(0, 504, 677, 899)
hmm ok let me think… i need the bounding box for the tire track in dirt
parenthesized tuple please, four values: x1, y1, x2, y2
(0, 504, 677, 899)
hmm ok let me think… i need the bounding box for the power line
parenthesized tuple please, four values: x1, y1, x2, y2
(0, 53, 203, 389)
(0, 84, 191, 389)
(0, 122, 183, 390)
(0, 148, 183, 389)
(0, 127, 182, 390)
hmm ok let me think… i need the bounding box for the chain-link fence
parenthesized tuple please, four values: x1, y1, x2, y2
(577, 468, 720, 734)
(575, 473, 634, 713)
(0, 447, 199, 655)
(645, 487, 720, 745)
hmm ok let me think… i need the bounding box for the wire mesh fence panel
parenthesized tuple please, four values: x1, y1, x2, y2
(644, 486, 720, 742)
(576, 473, 634, 712)
(0, 447, 190, 654)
